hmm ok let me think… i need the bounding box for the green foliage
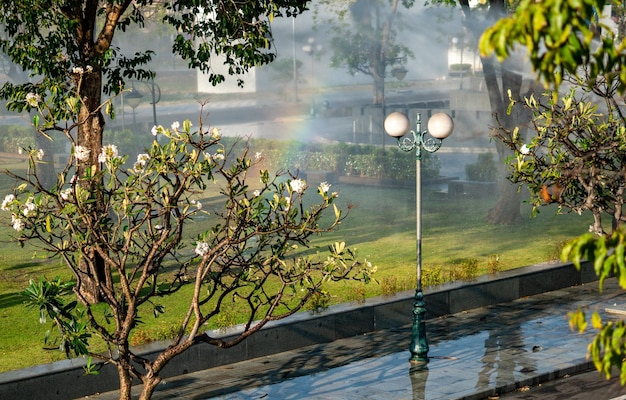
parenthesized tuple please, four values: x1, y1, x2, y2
(22, 277, 90, 357)
(479, 0, 626, 92)
(563, 229, 626, 383)
(0, 178, 595, 372)
(449, 63, 473, 72)
(562, 230, 626, 290)
(422, 266, 443, 287)
(454, 258, 480, 280)
(165, 0, 309, 88)
(485, 2, 626, 383)
(249, 140, 440, 181)
(380, 275, 412, 296)
(305, 289, 332, 314)
(487, 254, 501, 274)
(493, 84, 626, 235)
(465, 153, 497, 182)
(107, 135, 442, 182)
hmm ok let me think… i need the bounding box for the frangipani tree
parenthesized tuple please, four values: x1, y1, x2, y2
(0, 0, 310, 303)
(2, 105, 374, 399)
(492, 80, 626, 236)
(480, 0, 626, 384)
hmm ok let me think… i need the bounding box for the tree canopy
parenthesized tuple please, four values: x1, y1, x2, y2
(316, 0, 414, 105)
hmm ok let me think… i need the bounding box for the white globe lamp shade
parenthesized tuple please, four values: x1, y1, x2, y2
(427, 112, 454, 139)
(384, 112, 411, 138)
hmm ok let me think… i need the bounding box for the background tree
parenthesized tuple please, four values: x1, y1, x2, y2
(315, 0, 414, 105)
(267, 57, 304, 100)
(0, 0, 310, 303)
(480, 0, 626, 384)
(434, 0, 530, 225)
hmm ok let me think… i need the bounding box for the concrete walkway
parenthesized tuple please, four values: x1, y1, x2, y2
(84, 277, 626, 400)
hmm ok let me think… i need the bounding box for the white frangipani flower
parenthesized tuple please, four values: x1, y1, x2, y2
(151, 125, 163, 136)
(25, 93, 41, 107)
(133, 153, 150, 172)
(74, 145, 90, 162)
(1, 194, 15, 211)
(319, 181, 331, 194)
(98, 144, 119, 163)
(11, 215, 24, 231)
(22, 197, 36, 217)
(60, 188, 72, 201)
(191, 199, 202, 210)
(195, 241, 210, 257)
(289, 179, 306, 194)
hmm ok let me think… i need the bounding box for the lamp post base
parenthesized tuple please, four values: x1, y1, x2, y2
(409, 289, 429, 364)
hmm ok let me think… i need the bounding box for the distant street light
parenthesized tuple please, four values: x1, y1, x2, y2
(451, 35, 465, 89)
(302, 37, 322, 116)
(292, 17, 299, 102)
(384, 111, 454, 364)
(124, 87, 143, 127)
(124, 80, 162, 128)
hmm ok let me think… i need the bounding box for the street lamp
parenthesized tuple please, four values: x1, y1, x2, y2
(451, 35, 465, 89)
(124, 80, 162, 127)
(384, 111, 454, 364)
(124, 87, 143, 126)
(302, 37, 322, 116)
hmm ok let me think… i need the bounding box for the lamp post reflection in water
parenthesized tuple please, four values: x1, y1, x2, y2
(384, 111, 454, 364)
(409, 363, 429, 399)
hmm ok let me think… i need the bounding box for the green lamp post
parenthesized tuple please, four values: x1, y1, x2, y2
(384, 111, 454, 364)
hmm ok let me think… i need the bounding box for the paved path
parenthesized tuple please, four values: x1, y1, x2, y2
(84, 278, 626, 400)
(500, 369, 626, 399)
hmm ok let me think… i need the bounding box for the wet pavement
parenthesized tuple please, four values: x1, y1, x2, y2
(84, 277, 626, 400)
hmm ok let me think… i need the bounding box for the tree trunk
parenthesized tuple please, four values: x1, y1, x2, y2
(139, 376, 161, 400)
(487, 140, 523, 224)
(485, 62, 525, 224)
(75, 71, 107, 304)
(373, 73, 384, 105)
(460, 0, 525, 225)
(118, 363, 133, 400)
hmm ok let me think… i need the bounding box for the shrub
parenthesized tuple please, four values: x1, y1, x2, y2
(248, 140, 441, 182)
(465, 152, 497, 181)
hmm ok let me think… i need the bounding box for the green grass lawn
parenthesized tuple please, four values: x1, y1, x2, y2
(0, 165, 591, 372)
